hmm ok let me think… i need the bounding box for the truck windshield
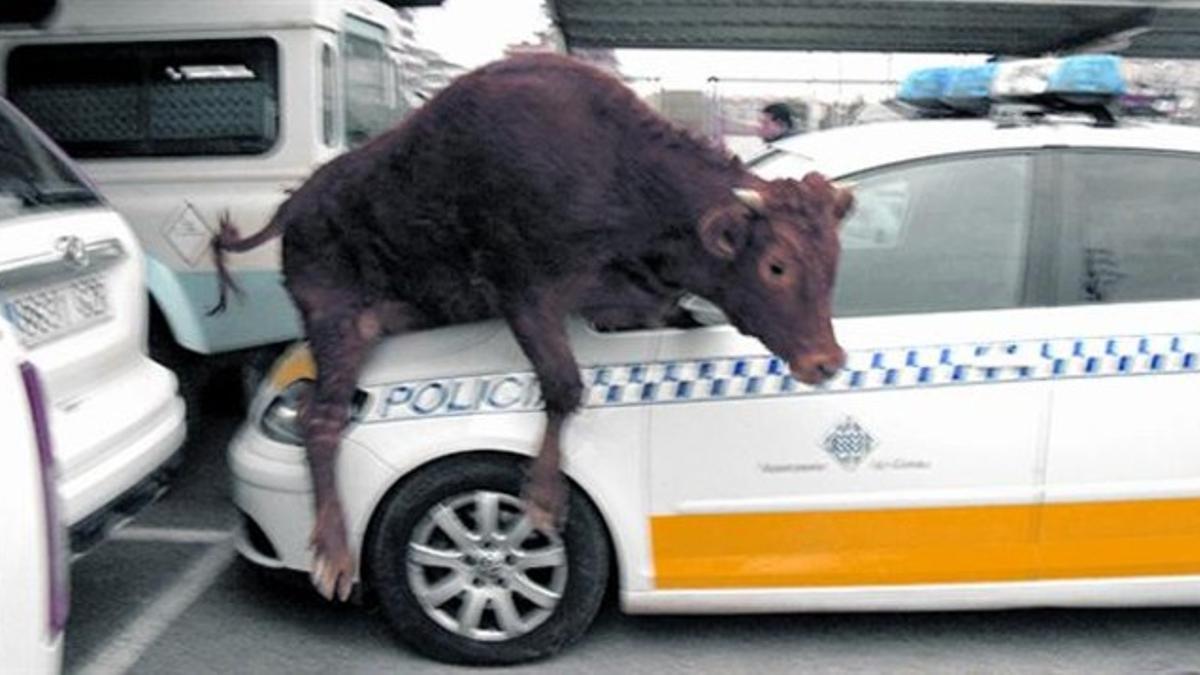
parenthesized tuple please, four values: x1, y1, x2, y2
(0, 100, 100, 220)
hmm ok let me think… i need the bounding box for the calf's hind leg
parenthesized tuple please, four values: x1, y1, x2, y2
(294, 289, 419, 601)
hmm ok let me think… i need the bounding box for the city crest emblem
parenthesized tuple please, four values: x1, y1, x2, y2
(822, 417, 875, 470)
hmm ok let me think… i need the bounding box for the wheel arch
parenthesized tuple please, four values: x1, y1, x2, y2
(146, 254, 210, 354)
(358, 448, 623, 600)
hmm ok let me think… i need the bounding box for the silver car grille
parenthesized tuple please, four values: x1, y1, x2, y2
(4, 274, 111, 347)
(0, 238, 124, 347)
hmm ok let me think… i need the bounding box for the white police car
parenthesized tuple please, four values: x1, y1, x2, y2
(230, 55, 1200, 664)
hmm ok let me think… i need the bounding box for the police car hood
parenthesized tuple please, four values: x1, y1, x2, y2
(357, 319, 544, 387)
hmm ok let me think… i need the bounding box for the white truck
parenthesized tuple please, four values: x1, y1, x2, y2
(0, 0, 426, 396)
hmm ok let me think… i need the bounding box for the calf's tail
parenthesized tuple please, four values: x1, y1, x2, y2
(207, 210, 284, 315)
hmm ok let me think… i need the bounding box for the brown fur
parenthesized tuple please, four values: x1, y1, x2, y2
(209, 53, 851, 600)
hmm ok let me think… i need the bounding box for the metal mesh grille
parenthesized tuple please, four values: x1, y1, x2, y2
(7, 38, 278, 157)
(148, 81, 271, 140)
(15, 86, 141, 142)
(4, 274, 110, 347)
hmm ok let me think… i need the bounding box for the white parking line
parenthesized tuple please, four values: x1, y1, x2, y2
(76, 536, 235, 675)
(110, 526, 233, 545)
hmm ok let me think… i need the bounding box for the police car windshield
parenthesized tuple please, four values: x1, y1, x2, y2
(0, 101, 100, 220)
(748, 148, 819, 181)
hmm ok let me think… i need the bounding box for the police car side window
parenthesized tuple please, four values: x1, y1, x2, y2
(835, 153, 1032, 317)
(1058, 150, 1200, 305)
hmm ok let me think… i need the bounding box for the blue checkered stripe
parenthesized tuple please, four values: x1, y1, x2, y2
(366, 333, 1200, 421)
(583, 357, 796, 406)
(583, 332, 1200, 406)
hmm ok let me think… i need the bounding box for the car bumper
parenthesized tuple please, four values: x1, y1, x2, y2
(69, 445, 182, 553)
(55, 356, 186, 533)
(228, 424, 315, 572)
(229, 422, 398, 578)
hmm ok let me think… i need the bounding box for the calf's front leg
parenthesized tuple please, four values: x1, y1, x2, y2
(505, 298, 583, 532)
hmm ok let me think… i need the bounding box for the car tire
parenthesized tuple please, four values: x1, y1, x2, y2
(366, 453, 610, 665)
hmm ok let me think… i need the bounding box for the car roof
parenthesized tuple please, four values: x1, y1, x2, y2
(765, 116, 1200, 178)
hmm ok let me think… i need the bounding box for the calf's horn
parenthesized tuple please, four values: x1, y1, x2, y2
(831, 181, 856, 226)
(732, 188, 765, 214)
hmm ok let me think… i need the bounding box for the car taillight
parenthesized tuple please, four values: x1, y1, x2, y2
(19, 361, 68, 637)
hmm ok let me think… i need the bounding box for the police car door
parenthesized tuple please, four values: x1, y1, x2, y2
(648, 151, 1054, 592)
(1035, 148, 1200, 581)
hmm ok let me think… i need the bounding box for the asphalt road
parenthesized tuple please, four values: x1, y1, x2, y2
(63, 409, 1200, 675)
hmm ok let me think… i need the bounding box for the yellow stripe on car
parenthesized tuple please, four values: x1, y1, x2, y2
(651, 497, 1200, 589)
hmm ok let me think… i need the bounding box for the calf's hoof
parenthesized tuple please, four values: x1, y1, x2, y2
(521, 467, 568, 534)
(309, 506, 355, 602)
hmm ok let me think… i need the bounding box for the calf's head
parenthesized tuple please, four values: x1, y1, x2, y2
(695, 172, 852, 385)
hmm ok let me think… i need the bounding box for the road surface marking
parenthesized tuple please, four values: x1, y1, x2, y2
(111, 526, 232, 545)
(77, 537, 235, 675)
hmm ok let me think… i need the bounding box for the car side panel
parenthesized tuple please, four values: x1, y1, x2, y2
(647, 309, 1055, 591)
(1039, 302, 1200, 579)
(1039, 147, 1200, 580)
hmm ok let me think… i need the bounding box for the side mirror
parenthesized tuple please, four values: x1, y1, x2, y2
(677, 294, 728, 327)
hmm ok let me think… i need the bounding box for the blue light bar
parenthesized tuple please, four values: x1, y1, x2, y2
(897, 66, 958, 108)
(945, 64, 997, 100)
(992, 54, 1127, 99)
(897, 55, 1130, 121)
(943, 64, 997, 112)
(1047, 54, 1126, 96)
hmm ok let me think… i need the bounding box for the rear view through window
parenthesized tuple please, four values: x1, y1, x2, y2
(833, 153, 1032, 317)
(1058, 150, 1200, 305)
(7, 39, 279, 158)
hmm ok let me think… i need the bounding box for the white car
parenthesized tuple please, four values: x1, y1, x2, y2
(0, 98, 186, 552)
(0, 328, 66, 675)
(231, 84, 1200, 662)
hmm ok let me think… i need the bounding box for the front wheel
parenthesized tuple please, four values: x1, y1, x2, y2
(366, 454, 610, 665)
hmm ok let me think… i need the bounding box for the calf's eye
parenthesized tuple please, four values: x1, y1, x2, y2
(769, 263, 785, 277)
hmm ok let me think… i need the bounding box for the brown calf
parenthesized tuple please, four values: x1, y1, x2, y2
(211, 53, 852, 601)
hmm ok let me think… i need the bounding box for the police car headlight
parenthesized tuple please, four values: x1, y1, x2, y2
(260, 379, 370, 446)
(260, 379, 313, 446)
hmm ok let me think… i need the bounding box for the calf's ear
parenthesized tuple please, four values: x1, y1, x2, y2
(698, 205, 751, 260)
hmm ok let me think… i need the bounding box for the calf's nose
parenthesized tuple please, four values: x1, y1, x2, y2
(790, 347, 846, 385)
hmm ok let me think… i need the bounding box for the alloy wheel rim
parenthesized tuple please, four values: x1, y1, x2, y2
(406, 490, 568, 642)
